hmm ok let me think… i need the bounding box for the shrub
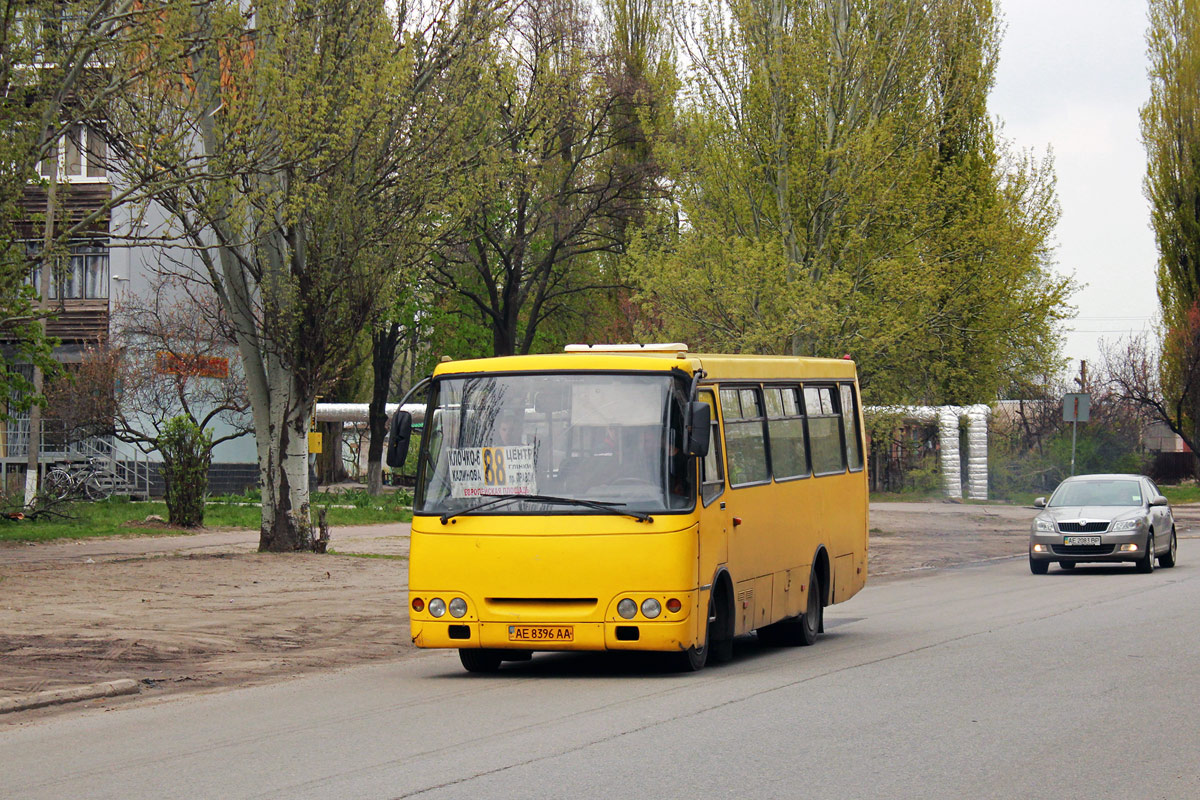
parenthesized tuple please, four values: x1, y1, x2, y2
(159, 416, 213, 527)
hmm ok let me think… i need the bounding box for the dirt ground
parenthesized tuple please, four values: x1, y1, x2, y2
(2, 501, 1196, 721)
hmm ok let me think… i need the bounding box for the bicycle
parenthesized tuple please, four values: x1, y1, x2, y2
(43, 457, 114, 502)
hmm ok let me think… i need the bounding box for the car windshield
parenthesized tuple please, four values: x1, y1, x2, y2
(414, 372, 694, 516)
(1048, 480, 1143, 507)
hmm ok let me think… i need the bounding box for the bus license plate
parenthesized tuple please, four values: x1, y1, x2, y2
(508, 625, 573, 643)
(1064, 536, 1101, 546)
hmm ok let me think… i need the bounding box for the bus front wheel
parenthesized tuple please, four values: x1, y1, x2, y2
(459, 648, 503, 673)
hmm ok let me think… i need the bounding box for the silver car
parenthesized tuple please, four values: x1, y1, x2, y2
(1029, 474, 1178, 574)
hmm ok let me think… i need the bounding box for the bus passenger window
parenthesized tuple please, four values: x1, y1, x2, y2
(699, 390, 724, 504)
(840, 384, 864, 471)
(804, 386, 846, 475)
(720, 387, 769, 486)
(765, 387, 809, 479)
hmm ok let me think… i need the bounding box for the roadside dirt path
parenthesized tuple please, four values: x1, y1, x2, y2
(3, 502, 1196, 721)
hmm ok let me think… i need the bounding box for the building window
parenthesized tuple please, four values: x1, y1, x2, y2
(27, 242, 109, 299)
(38, 124, 106, 182)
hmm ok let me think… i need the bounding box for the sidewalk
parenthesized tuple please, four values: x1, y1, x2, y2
(0, 521, 413, 565)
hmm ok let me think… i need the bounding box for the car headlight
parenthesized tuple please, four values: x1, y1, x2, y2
(1110, 518, 1141, 532)
(1035, 518, 1055, 532)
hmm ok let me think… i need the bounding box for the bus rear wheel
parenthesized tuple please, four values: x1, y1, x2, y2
(757, 568, 822, 647)
(459, 648, 503, 673)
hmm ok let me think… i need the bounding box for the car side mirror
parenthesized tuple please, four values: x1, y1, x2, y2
(386, 410, 413, 468)
(1033, 497, 1046, 508)
(1150, 495, 1169, 507)
(685, 401, 711, 458)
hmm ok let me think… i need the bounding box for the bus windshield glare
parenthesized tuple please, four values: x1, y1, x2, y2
(414, 372, 694, 515)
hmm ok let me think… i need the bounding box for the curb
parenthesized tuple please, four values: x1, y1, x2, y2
(0, 679, 141, 714)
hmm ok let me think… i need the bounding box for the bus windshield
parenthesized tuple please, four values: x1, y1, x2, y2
(414, 372, 694, 516)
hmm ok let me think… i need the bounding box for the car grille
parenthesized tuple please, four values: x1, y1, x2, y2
(1057, 521, 1109, 533)
(1051, 544, 1116, 556)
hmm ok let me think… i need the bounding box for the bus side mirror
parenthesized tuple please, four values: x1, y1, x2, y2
(386, 410, 413, 468)
(685, 402, 711, 458)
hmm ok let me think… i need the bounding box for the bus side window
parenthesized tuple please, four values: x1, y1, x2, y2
(699, 389, 724, 505)
(840, 383, 864, 471)
(765, 386, 809, 480)
(720, 386, 769, 486)
(803, 385, 846, 476)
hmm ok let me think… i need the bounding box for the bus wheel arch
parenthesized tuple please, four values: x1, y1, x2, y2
(708, 569, 735, 664)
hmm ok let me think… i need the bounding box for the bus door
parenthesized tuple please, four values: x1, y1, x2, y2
(695, 388, 730, 634)
(718, 385, 775, 634)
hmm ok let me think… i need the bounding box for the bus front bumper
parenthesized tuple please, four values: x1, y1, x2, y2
(410, 618, 698, 653)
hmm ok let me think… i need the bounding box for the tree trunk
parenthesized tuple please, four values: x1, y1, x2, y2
(215, 242, 315, 552)
(367, 322, 401, 496)
(318, 421, 346, 484)
(256, 372, 314, 552)
(25, 161, 58, 506)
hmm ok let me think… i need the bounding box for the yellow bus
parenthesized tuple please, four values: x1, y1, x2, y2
(387, 344, 868, 672)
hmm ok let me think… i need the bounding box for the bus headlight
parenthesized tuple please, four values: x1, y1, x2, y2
(429, 597, 447, 618)
(618, 598, 637, 619)
(449, 597, 468, 618)
(641, 598, 662, 619)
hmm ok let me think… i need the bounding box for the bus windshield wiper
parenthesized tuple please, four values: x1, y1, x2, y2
(440, 493, 652, 524)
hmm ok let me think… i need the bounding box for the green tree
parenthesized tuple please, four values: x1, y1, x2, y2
(627, 0, 1071, 404)
(105, 0, 502, 550)
(1143, 0, 1200, 446)
(429, 0, 666, 357)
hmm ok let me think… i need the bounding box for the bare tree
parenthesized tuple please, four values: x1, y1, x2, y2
(108, 276, 251, 458)
(104, 0, 505, 550)
(1105, 318, 1200, 461)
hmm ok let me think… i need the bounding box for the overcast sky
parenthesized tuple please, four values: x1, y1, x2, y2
(990, 0, 1157, 385)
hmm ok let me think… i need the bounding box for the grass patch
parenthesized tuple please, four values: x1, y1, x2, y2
(326, 549, 408, 561)
(1162, 484, 1200, 505)
(0, 497, 259, 543)
(0, 492, 412, 543)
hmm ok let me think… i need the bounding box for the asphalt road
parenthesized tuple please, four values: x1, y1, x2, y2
(2, 545, 1198, 800)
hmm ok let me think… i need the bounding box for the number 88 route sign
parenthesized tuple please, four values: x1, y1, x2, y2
(448, 446, 538, 498)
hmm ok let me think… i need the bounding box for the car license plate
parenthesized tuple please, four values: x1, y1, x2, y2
(508, 625, 573, 643)
(1064, 535, 1101, 546)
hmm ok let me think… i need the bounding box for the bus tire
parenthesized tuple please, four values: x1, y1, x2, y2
(758, 568, 822, 647)
(796, 567, 822, 646)
(709, 578, 734, 663)
(669, 641, 708, 672)
(459, 648, 503, 673)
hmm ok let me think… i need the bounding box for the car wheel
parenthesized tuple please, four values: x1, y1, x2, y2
(1030, 555, 1049, 575)
(1159, 528, 1177, 568)
(459, 648, 503, 673)
(1059, 562, 1076, 570)
(1136, 533, 1156, 574)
